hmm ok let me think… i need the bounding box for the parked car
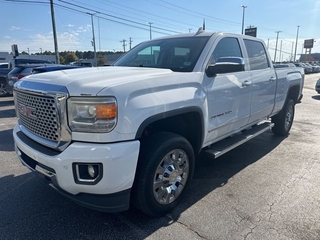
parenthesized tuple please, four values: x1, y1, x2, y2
(295, 63, 312, 74)
(308, 63, 320, 73)
(6, 64, 83, 94)
(315, 78, 320, 94)
(31, 64, 83, 74)
(6, 64, 53, 94)
(304, 63, 319, 73)
(0, 63, 9, 68)
(273, 63, 296, 68)
(8, 58, 53, 69)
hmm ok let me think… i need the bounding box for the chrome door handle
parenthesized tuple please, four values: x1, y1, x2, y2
(269, 77, 276, 82)
(242, 80, 252, 87)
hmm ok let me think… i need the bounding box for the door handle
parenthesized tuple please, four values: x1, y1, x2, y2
(242, 80, 252, 87)
(269, 77, 276, 82)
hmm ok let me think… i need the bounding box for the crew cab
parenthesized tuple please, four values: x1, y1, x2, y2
(12, 29, 304, 216)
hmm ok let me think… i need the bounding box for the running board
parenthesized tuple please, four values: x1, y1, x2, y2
(204, 122, 274, 159)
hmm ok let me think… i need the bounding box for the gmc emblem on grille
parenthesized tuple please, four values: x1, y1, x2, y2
(18, 104, 37, 120)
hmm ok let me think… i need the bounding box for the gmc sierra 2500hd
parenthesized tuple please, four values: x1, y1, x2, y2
(13, 29, 304, 216)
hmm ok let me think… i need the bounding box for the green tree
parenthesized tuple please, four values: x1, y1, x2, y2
(83, 51, 94, 59)
(59, 55, 65, 65)
(97, 53, 107, 66)
(64, 52, 78, 64)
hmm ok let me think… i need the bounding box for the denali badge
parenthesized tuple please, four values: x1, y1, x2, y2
(18, 103, 37, 120)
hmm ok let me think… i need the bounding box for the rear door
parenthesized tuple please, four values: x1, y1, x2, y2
(243, 39, 276, 123)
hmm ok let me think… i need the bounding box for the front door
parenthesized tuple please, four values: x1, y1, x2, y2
(203, 37, 252, 145)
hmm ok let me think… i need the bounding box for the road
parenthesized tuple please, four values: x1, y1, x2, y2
(0, 73, 320, 240)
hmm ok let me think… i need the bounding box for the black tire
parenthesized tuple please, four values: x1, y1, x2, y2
(132, 132, 195, 217)
(272, 99, 295, 136)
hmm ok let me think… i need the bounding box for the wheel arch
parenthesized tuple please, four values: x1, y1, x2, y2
(135, 107, 204, 154)
(287, 82, 301, 104)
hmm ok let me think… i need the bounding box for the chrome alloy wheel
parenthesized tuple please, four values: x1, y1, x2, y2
(284, 104, 294, 131)
(0, 83, 7, 96)
(153, 149, 189, 205)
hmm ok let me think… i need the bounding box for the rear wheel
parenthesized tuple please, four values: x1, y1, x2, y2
(272, 99, 295, 136)
(132, 132, 195, 217)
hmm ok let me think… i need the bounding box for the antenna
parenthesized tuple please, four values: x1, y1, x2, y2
(196, 27, 204, 35)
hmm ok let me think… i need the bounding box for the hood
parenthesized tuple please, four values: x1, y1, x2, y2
(23, 66, 177, 96)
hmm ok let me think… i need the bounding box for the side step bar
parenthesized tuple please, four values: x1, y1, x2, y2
(204, 122, 274, 159)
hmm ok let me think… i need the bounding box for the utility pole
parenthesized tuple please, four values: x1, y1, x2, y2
(279, 40, 283, 62)
(129, 37, 133, 50)
(87, 13, 97, 67)
(98, 16, 101, 52)
(50, 0, 60, 64)
(120, 39, 127, 52)
(293, 25, 300, 62)
(147, 22, 153, 39)
(291, 42, 294, 61)
(188, 28, 192, 33)
(267, 38, 270, 49)
(274, 31, 282, 62)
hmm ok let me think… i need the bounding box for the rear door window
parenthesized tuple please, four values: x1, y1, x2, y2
(243, 39, 270, 70)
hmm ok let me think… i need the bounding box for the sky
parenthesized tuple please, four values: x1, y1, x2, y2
(1, 0, 320, 62)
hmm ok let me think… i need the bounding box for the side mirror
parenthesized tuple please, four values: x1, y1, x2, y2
(206, 57, 245, 77)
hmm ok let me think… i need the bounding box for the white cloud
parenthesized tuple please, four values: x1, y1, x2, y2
(10, 26, 21, 31)
(68, 24, 74, 27)
(77, 24, 91, 33)
(4, 36, 12, 39)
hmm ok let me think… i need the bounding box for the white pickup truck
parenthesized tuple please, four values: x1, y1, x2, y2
(13, 29, 304, 216)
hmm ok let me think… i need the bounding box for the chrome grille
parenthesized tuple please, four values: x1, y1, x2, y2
(15, 91, 59, 142)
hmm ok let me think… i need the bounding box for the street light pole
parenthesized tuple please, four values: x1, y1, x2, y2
(240, 5, 247, 34)
(147, 22, 153, 39)
(274, 31, 282, 62)
(87, 12, 97, 67)
(293, 25, 300, 62)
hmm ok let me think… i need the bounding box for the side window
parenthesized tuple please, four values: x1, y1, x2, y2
(210, 37, 242, 64)
(133, 46, 160, 65)
(244, 39, 269, 70)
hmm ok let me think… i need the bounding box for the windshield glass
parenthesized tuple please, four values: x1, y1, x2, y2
(114, 36, 210, 72)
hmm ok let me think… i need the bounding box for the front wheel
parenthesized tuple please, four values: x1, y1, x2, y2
(272, 99, 295, 136)
(132, 132, 195, 217)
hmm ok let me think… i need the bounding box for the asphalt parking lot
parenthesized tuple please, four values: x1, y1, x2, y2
(0, 73, 320, 240)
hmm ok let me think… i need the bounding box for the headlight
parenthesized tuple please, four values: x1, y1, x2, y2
(68, 97, 117, 133)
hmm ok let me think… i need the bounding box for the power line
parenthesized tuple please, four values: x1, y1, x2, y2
(157, 0, 240, 25)
(58, 0, 182, 34)
(77, 0, 189, 32)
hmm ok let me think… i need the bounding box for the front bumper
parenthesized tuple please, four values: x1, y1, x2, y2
(13, 124, 140, 212)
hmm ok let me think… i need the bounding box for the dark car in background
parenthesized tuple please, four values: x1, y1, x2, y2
(31, 64, 83, 74)
(5, 64, 84, 95)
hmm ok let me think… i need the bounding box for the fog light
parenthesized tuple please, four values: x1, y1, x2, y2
(73, 163, 103, 185)
(88, 165, 96, 178)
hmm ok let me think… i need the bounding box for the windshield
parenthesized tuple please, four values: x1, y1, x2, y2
(114, 36, 210, 72)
